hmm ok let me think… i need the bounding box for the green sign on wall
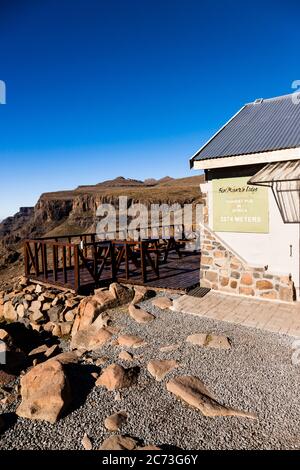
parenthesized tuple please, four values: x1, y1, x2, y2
(213, 176, 269, 233)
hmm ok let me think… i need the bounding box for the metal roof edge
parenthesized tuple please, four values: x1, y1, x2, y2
(189, 105, 246, 169)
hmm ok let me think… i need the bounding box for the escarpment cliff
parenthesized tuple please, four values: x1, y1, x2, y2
(0, 175, 204, 265)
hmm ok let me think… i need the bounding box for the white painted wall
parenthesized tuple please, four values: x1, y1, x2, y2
(204, 181, 300, 299)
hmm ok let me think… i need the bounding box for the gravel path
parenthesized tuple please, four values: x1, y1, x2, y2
(1, 293, 300, 450)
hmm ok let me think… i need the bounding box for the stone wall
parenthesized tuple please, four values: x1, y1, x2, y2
(200, 225, 295, 302)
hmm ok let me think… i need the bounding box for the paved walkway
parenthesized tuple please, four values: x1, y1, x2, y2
(172, 292, 300, 337)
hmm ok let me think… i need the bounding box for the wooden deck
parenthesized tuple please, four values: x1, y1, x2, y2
(28, 251, 200, 294)
(24, 233, 200, 294)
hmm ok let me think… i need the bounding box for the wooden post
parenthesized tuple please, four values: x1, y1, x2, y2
(110, 241, 116, 281)
(34, 242, 39, 276)
(141, 241, 146, 283)
(74, 245, 80, 293)
(125, 243, 129, 280)
(62, 246, 67, 284)
(42, 242, 48, 279)
(24, 242, 29, 277)
(52, 245, 58, 282)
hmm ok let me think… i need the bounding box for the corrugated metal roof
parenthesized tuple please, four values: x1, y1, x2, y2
(193, 93, 300, 161)
(248, 160, 300, 184)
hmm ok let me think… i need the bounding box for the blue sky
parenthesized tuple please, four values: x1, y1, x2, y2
(0, 0, 299, 220)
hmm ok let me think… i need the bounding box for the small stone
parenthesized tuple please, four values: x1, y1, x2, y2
(29, 300, 42, 314)
(16, 304, 25, 318)
(159, 344, 180, 352)
(104, 411, 127, 431)
(117, 334, 146, 349)
(0, 329, 9, 341)
(64, 310, 75, 322)
(147, 359, 178, 381)
(95, 356, 109, 366)
(3, 301, 17, 321)
(96, 364, 137, 390)
(152, 297, 173, 309)
(128, 304, 155, 323)
(118, 351, 134, 362)
(28, 344, 49, 356)
(30, 310, 44, 324)
(42, 302, 52, 312)
(91, 372, 99, 379)
(186, 333, 231, 350)
(99, 435, 137, 451)
(82, 433, 93, 450)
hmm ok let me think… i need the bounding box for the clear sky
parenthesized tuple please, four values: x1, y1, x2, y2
(0, 0, 299, 220)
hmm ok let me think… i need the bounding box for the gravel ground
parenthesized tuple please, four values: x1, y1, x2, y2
(1, 292, 300, 450)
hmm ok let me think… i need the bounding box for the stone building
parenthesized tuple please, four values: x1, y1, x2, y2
(190, 93, 300, 302)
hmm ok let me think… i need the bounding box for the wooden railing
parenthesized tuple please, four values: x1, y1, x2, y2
(24, 225, 197, 292)
(24, 238, 115, 292)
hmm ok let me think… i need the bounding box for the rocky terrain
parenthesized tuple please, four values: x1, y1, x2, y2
(1, 277, 300, 450)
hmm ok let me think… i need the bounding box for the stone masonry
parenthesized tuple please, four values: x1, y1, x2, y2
(200, 225, 295, 302)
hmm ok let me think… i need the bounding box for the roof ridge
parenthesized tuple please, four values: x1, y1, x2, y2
(246, 92, 299, 106)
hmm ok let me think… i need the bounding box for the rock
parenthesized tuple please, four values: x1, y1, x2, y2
(152, 297, 173, 309)
(186, 333, 231, 350)
(35, 284, 42, 294)
(28, 344, 49, 357)
(71, 326, 112, 352)
(29, 300, 42, 314)
(64, 310, 75, 322)
(114, 391, 121, 401)
(0, 369, 15, 386)
(48, 305, 64, 323)
(186, 333, 207, 347)
(82, 433, 93, 450)
(108, 282, 134, 304)
(42, 302, 52, 312)
(18, 276, 29, 288)
(96, 364, 137, 390)
(3, 301, 17, 321)
(43, 322, 55, 333)
(0, 329, 9, 341)
(49, 351, 78, 365)
(104, 411, 127, 431)
(91, 372, 98, 379)
(60, 322, 72, 336)
(128, 304, 155, 324)
(24, 294, 34, 302)
(99, 435, 137, 451)
(95, 356, 109, 366)
(136, 445, 161, 450)
(118, 351, 134, 362)
(159, 344, 180, 352)
(147, 360, 178, 381)
(131, 286, 155, 305)
(166, 376, 256, 419)
(71, 297, 106, 336)
(30, 310, 44, 324)
(44, 344, 59, 358)
(117, 334, 146, 349)
(16, 359, 71, 423)
(16, 303, 25, 318)
(52, 324, 62, 337)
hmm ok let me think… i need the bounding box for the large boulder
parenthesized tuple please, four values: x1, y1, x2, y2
(16, 359, 72, 423)
(166, 375, 256, 419)
(71, 325, 112, 352)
